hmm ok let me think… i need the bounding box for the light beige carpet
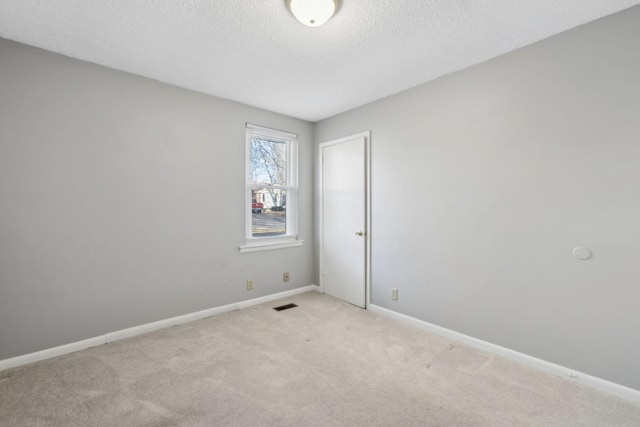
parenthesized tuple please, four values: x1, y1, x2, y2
(1, 291, 639, 426)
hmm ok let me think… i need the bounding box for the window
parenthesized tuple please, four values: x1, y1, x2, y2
(240, 124, 302, 253)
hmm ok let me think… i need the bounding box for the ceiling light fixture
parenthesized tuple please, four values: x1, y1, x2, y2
(285, 0, 341, 27)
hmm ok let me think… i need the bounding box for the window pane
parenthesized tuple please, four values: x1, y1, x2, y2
(250, 138, 287, 186)
(251, 188, 287, 237)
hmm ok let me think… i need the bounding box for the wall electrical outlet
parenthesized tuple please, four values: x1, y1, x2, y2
(391, 288, 398, 301)
(283, 272, 290, 282)
(247, 279, 254, 290)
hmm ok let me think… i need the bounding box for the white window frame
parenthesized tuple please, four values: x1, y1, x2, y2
(239, 123, 303, 253)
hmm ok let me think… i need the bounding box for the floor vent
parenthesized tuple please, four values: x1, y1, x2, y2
(273, 303, 298, 312)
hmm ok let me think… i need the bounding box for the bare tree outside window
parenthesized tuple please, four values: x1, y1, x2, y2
(249, 137, 288, 237)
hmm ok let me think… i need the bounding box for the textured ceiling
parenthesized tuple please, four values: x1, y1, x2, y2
(1, 1, 639, 122)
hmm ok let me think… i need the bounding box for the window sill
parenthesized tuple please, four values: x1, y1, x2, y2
(239, 239, 304, 253)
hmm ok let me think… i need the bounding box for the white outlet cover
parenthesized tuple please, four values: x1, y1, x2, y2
(573, 247, 592, 260)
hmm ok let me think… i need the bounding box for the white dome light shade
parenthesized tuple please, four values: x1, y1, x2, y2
(287, 0, 340, 27)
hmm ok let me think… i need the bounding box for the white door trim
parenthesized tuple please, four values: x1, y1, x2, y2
(318, 131, 371, 308)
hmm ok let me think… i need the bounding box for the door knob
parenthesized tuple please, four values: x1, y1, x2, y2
(355, 231, 364, 236)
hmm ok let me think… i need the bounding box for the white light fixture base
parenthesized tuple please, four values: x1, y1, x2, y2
(285, 0, 342, 27)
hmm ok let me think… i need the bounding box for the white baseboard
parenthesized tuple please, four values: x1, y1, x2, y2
(0, 285, 320, 371)
(368, 304, 640, 405)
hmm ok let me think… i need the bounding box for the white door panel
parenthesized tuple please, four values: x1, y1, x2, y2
(321, 136, 366, 308)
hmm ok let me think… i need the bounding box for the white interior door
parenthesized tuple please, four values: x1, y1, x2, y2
(320, 135, 367, 308)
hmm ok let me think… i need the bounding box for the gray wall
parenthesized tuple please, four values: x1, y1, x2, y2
(0, 39, 315, 360)
(315, 6, 640, 390)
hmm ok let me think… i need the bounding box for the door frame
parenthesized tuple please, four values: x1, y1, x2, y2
(318, 131, 371, 308)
